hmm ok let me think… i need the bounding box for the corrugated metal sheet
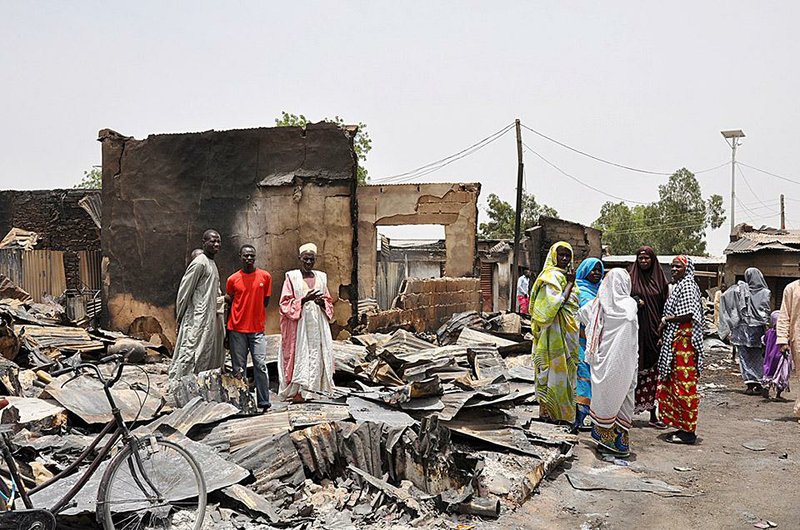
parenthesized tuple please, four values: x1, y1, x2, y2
(480, 261, 494, 311)
(78, 250, 102, 290)
(21, 250, 66, 301)
(0, 249, 24, 286)
(723, 239, 800, 255)
(739, 230, 800, 245)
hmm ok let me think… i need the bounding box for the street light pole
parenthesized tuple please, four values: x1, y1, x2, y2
(721, 129, 745, 235)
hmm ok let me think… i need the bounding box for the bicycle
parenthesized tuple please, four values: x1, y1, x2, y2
(0, 354, 207, 530)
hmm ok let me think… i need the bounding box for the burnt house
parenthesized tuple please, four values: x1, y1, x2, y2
(0, 190, 101, 301)
(725, 224, 800, 307)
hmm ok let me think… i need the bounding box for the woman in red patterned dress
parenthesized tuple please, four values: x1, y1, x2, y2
(656, 255, 704, 445)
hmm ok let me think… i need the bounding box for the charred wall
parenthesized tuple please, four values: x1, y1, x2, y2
(0, 189, 101, 289)
(100, 123, 358, 342)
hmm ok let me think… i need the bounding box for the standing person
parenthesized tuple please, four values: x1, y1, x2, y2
(168, 230, 225, 390)
(656, 256, 705, 445)
(278, 243, 335, 401)
(628, 246, 670, 428)
(226, 244, 273, 411)
(530, 241, 580, 424)
(580, 268, 639, 458)
(719, 268, 771, 394)
(763, 310, 794, 399)
(776, 279, 800, 416)
(574, 257, 604, 429)
(517, 269, 532, 314)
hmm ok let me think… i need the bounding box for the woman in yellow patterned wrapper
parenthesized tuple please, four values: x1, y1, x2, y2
(529, 241, 580, 424)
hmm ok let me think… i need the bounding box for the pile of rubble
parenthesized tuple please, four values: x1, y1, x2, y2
(0, 276, 576, 529)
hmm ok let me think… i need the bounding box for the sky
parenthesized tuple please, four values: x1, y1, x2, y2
(3, 2, 800, 255)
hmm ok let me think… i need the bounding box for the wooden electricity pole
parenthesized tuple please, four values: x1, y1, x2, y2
(510, 119, 524, 312)
(781, 194, 786, 229)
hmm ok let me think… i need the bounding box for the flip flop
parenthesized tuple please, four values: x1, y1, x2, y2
(649, 420, 668, 430)
(667, 433, 696, 445)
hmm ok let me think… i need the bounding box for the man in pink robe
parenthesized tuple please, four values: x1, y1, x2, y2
(278, 243, 335, 400)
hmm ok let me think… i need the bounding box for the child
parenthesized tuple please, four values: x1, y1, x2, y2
(762, 310, 794, 399)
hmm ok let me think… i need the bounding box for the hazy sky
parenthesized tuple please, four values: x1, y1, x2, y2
(3, 2, 800, 255)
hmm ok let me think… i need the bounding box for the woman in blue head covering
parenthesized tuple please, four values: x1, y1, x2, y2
(574, 257, 605, 429)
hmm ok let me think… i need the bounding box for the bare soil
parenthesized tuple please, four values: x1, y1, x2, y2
(487, 348, 800, 530)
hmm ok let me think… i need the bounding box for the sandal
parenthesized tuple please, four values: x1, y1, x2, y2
(667, 432, 697, 445)
(649, 420, 668, 430)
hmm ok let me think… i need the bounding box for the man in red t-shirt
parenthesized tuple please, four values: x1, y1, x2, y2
(226, 244, 273, 410)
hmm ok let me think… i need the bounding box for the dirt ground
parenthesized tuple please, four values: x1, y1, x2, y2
(486, 346, 800, 530)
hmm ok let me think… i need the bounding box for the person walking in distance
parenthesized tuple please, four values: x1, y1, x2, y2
(226, 244, 273, 411)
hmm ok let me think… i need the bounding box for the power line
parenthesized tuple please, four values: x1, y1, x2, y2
(522, 142, 648, 204)
(606, 216, 708, 236)
(374, 123, 515, 183)
(738, 162, 800, 186)
(737, 165, 779, 214)
(520, 123, 729, 176)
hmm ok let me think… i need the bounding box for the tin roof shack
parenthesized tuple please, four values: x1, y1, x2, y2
(603, 255, 725, 294)
(724, 224, 800, 307)
(99, 124, 358, 344)
(0, 190, 101, 300)
(357, 183, 481, 302)
(525, 216, 602, 274)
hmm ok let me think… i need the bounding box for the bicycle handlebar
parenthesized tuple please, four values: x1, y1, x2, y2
(53, 354, 125, 388)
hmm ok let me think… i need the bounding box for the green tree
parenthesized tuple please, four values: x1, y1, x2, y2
(593, 168, 726, 255)
(275, 111, 372, 185)
(74, 167, 102, 189)
(479, 192, 558, 239)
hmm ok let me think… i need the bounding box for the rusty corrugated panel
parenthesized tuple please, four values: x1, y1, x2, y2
(0, 249, 24, 286)
(78, 250, 102, 290)
(480, 261, 494, 311)
(20, 250, 66, 302)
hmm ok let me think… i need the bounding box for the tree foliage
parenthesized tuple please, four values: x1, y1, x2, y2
(275, 111, 372, 185)
(74, 167, 102, 189)
(479, 192, 558, 239)
(592, 168, 726, 255)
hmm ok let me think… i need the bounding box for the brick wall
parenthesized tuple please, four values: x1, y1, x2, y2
(366, 277, 481, 332)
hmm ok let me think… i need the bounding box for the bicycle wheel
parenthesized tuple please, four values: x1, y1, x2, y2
(97, 437, 207, 530)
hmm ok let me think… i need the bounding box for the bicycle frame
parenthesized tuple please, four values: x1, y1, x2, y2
(1, 358, 160, 517)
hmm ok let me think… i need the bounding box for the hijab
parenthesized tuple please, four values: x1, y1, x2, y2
(576, 257, 604, 308)
(627, 246, 670, 369)
(743, 267, 771, 326)
(658, 256, 705, 378)
(584, 268, 639, 361)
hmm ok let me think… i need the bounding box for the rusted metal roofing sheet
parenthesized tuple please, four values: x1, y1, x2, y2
(724, 238, 800, 254)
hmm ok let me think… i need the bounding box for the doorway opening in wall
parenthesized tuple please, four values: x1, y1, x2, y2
(375, 225, 446, 310)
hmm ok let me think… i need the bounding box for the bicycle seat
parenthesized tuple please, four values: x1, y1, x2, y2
(0, 399, 8, 410)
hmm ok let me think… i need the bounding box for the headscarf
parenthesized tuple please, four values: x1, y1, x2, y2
(576, 258, 604, 308)
(530, 241, 573, 297)
(529, 242, 579, 331)
(658, 256, 705, 379)
(743, 267, 771, 326)
(584, 268, 639, 362)
(627, 246, 670, 370)
(718, 281, 746, 340)
(299, 243, 318, 255)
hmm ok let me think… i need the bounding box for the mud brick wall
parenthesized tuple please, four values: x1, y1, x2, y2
(366, 277, 481, 333)
(100, 123, 358, 343)
(0, 190, 101, 289)
(357, 183, 480, 299)
(526, 216, 602, 274)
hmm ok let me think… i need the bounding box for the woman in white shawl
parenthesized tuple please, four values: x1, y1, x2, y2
(278, 243, 335, 401)
(579, 268, 640, 458)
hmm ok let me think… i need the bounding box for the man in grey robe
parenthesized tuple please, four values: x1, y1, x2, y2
(168, 230, 226, 389)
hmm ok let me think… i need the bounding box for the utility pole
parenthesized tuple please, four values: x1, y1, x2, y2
(510, 119, 524, 312)
(781, 194, 786, 230)
(721, 129, 745, 235)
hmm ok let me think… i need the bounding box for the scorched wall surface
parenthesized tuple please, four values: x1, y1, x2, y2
(100, 124, 358, 342)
